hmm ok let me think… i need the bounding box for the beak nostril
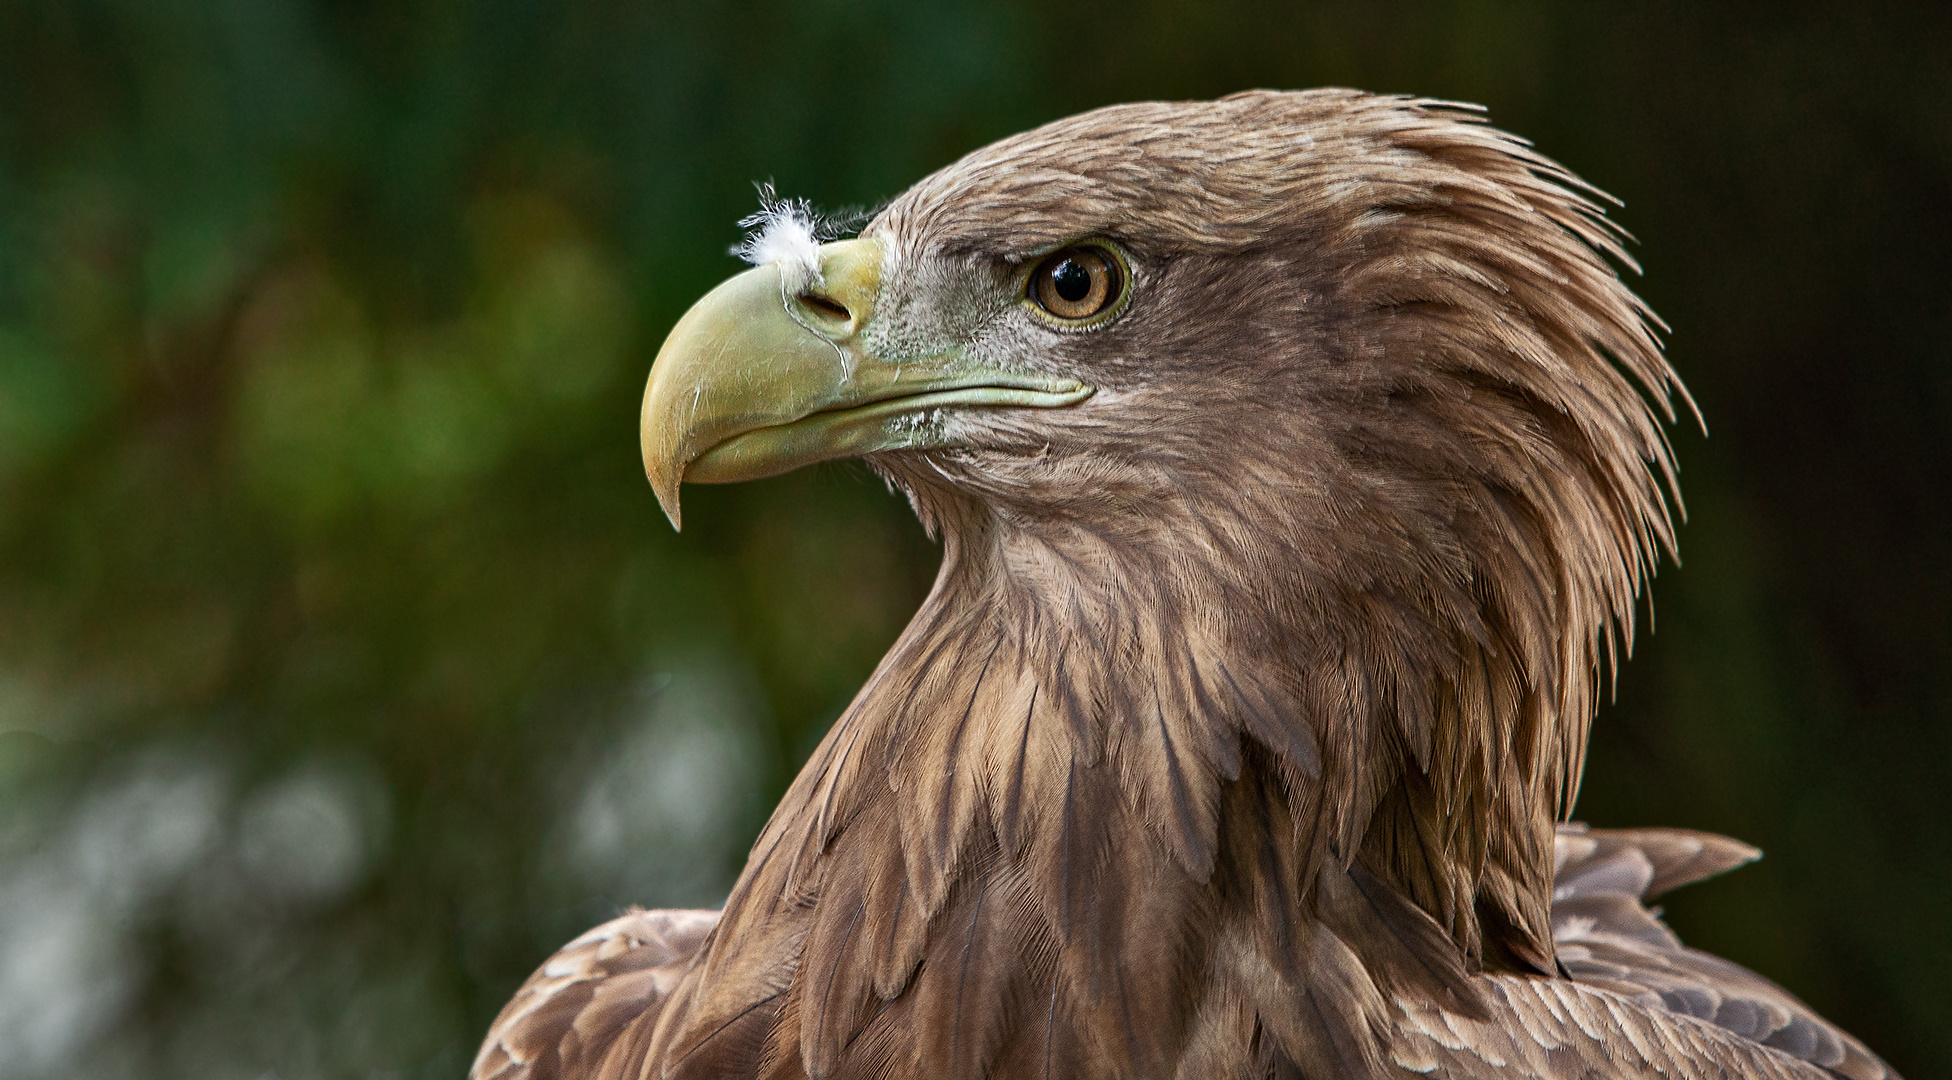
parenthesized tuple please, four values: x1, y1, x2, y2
(798, 293, 852, 322)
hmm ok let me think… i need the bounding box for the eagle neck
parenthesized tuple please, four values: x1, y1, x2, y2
(667, 498, 1496, 1080)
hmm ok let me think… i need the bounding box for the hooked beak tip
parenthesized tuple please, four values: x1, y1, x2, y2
(647, 468, 684, 532)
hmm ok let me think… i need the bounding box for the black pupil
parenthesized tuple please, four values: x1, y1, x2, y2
(1051, 258, 1093, 303)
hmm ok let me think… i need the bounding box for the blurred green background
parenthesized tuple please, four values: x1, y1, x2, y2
(0, 1, 1945, 1077)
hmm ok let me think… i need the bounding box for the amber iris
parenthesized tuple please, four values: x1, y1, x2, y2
(1030, 246, 1118, 320)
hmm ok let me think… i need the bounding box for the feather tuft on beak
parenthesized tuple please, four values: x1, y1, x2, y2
(732, 183, 831, 293)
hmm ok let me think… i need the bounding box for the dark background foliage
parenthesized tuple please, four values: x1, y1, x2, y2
(0, 2, 1944, 1077)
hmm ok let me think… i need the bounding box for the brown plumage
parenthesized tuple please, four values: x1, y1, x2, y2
(474, 90, 1897, 1080)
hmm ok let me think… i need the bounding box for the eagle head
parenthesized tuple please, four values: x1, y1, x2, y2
(640, 88, 1686, 993)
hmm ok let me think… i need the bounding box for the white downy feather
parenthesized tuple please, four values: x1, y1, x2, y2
(733, 183, 827, 293)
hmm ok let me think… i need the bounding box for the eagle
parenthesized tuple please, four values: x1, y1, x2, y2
(473, 90, 1896, 1080)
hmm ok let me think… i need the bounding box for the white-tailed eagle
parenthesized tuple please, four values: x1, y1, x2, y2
(474, 89, 1895, 1080)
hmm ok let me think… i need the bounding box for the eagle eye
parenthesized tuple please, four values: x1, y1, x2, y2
(1029, 246, 1121, 322)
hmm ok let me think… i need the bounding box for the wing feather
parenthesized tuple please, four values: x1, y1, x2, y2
(471, 908, 717, 1080)
(1550, 824, 1896, 1080)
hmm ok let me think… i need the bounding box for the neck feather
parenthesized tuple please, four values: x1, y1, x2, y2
(647, 500, 1550, 1080)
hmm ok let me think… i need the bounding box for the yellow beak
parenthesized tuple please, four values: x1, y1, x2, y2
(639, 238, 1091, 529)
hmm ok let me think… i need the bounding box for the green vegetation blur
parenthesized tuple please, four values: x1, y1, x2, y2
(0, 2, 1944, 1077)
